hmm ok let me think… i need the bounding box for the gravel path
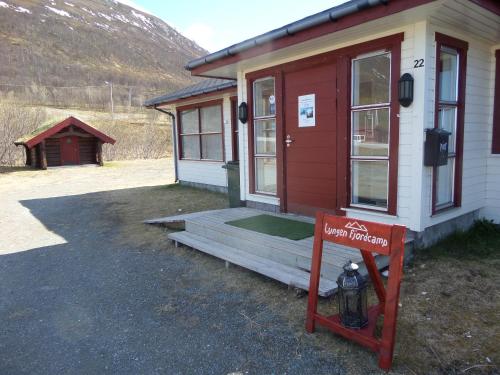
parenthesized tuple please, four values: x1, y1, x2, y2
(0, 160, 349, 375)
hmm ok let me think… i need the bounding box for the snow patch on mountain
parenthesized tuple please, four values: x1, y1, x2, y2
(45, 5, 71, 17)
(98, 12, 112, 21)
(15, 6, 30, 13)
(94, 22, 112, 31)
(131, 9, 152, 28)
(113, 13, 130, 24)
(81, 7, 96, 16)
(0, 1, 9, 8)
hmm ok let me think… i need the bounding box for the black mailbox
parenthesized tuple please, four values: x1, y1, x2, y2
(424, 128, 451, 167)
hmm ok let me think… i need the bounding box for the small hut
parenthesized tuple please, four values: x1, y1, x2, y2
(14, 116, 115, 169)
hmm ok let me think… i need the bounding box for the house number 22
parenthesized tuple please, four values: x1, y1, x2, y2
(414, 59, 424, 68)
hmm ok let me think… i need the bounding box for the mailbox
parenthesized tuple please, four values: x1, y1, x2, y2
(424, 128, 451, 167)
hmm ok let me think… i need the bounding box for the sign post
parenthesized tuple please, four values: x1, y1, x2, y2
(306, 212, 406, 371)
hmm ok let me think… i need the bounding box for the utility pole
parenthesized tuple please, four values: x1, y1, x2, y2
(110, 82, 114, 119)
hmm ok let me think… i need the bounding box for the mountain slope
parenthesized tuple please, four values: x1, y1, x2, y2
(0, 0, 206, 106)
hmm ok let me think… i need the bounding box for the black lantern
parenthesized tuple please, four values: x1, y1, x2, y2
(398, 73, 414, 107)
(238, 102, 248, 124)
(337, 261, 368, 329)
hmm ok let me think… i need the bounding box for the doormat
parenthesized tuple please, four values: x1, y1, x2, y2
(225, 214, 315, 241)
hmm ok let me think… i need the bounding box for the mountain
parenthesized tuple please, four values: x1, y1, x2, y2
(0, 0, 207, 107)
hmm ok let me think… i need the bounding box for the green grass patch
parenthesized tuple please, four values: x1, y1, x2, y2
(420, 219, 500, 260)
(103, 161, 121, 168)
(226, 214, 315, 240)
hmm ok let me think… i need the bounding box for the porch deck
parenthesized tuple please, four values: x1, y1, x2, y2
(147, 208, 395, 297)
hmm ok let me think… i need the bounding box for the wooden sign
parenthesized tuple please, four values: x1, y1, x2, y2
(306, 212, 406, 371)
(321, 215, 398, 255)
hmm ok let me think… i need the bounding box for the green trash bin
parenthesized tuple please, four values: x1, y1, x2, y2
(222, 161, 241, 207)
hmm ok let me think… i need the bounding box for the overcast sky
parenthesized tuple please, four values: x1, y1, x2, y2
(121, 0, 349, 52)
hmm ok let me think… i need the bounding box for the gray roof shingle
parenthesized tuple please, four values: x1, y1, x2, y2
(144, 79, 236, 107)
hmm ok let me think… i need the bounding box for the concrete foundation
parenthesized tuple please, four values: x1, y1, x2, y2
(413, 210, 480, 249)
(179, 180, 228, 194)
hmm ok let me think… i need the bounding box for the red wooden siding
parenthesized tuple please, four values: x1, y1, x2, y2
(45, 138, 61, 166)
(79, 138, 98, 164)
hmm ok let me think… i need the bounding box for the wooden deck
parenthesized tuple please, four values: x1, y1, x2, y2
(147, 208, 396, 297)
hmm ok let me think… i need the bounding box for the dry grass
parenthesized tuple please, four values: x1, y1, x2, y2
(93, 185, 499, 374)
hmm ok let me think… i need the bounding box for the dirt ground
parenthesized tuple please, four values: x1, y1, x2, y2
(0, 159, 498, 374)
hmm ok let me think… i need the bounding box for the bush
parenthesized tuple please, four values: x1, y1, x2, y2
(0, 104, 47, 166)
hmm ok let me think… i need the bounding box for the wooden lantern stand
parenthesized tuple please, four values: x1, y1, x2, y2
(306, 212, 406, 371)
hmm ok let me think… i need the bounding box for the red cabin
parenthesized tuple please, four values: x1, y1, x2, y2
(14, 116, 115, 169)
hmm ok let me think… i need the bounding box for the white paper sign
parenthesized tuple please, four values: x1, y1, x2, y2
(298, 94, 315, 127)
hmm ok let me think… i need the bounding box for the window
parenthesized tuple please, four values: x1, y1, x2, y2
(179, 103, 223, 161)
(492, 50, 500, 154)
(253, 77, 276, 194)
(433, 33, 467, 213)
(350, 52, 391, 210)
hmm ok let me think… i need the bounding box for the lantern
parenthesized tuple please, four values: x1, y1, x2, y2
(398, 73, 414, 107)
(337, 261, 368, 329)
(238, 102, 248, 124)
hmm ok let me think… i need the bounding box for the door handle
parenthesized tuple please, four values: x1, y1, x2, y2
(285, 134, 294, 147)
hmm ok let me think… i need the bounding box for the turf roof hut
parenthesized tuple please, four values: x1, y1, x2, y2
(14, 116, 115, 169)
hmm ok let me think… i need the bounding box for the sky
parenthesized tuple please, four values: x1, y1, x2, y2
(121, 0, 349, 52)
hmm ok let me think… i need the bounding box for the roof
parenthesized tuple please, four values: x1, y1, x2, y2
(185, 0, 389, 71)
(15, 116, 116, 148)
(144, 78, 236, 107)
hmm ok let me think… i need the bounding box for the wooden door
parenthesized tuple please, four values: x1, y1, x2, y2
(284, 62, 337, 216)
(60, 136, 80, 165)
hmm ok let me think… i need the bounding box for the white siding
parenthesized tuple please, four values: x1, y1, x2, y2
(484, 45, 500, 222)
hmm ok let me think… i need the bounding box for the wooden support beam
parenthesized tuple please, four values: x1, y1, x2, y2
(29, 147, 37, 167)
(40, 141, 47, 170)
(24, 145, 31, 166)
(96, 141, 103, 166)
(50, 131, 93, 139)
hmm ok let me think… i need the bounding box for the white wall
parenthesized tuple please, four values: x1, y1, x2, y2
(483, 45, 500, 222)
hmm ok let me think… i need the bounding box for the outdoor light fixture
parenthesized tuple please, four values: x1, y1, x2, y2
(337, 261, 368, 329)
(238, 102, 248, 124)
(398, 73, 414, 107)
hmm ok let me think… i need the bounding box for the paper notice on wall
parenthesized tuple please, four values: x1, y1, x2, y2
(298, 94, 315, 127)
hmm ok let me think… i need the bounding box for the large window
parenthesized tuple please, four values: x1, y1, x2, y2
(350, 52, 391, 210)
(433, 34, 467, 213)
(253, 77, 276, 194)
(179, 103, 223, 161)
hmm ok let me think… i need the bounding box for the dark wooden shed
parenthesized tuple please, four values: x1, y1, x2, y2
(14, 116, 115, 169)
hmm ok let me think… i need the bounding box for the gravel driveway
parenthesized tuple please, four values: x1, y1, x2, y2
(0, 160, 354, 375)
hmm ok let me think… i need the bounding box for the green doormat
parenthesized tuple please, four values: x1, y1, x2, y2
(225, 214, 315, 240)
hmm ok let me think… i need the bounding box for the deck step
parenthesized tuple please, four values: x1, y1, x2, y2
(185, 217, 355, 280)
(168, 231, 337, 297)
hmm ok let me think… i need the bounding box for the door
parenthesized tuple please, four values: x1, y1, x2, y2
(60, 136, 80, 165)
(284, 61, 338, 216)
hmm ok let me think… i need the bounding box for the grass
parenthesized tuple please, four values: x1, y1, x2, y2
(94, 184, 499, 374)
(419, 219, 500, 260)
(226, 214, 315, 240)
(394, 221, 500, 374)
(102, 161, 121, 168)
